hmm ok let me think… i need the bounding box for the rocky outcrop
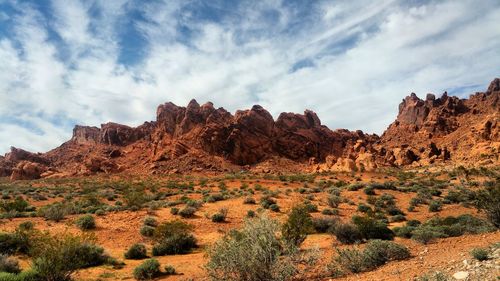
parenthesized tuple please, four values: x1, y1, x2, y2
(10, 161, 47, 180)
(381, 78, 499, 165)
(1, 78, 498, 178)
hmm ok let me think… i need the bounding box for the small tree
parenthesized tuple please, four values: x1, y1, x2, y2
(282, 205, 314, 246)
(475, 185, 500, 228)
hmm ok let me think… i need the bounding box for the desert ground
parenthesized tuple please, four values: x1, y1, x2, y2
(0, 166, 498, 281)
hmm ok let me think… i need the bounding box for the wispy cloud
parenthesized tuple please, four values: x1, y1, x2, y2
(0, 0, 499, 154)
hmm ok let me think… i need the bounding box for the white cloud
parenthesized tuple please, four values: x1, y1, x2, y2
(0, 0, 499, 155)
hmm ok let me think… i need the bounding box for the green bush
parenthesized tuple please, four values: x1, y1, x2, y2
(125, 244, 148, 260)
(352, 216, 394, 241)
(206, 216, 315, 281)
(363, 186, 375, 195)
(140, 226, 155, 237)
(0, 269, 39, 281)
(0, 197, 29, 213)
(211, 208, 228, 223)
(0, 254, 20, 274)
(363, 240, 410, 267)
(170, 208, 179, 215)
(38, 204, 66, 222)
(470, 248, 489, 261)
(327, 195, 342, 208)
(143, 216, 158, 227)
(75, 215, 96, 230)
(0, 226, 35, 255)
(269, 204, 280, 212)
(259, 196, 276, 209)
(411, 227, 446, 244)
(152, 220, 197, 256)
(428, 201, 442, 212)
(357, 204, 371, 213)
(312, 217, 338, 233)
(133, 259, 161, 280)
(331, 240, 409, 274)
(475, 185, 500, 228)
(246, 210, 256, 218)
(321, 208, 337, 216)
(331, 223, 363, 244)
(243, 197, 256, 204)
(31, 233, 110, 281)
(164, 264, 176, 275)
(179, 207, 196, 218)
(393, 226, 416, 238)
(282, 205, 314, 246)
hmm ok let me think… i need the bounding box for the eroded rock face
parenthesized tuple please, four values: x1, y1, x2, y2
(1, 78, 498, 179)
(381, 78, 499, 164)
(10, 161, 47, 180)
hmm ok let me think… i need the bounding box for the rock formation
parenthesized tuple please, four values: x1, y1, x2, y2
(0, 78, 498, 179)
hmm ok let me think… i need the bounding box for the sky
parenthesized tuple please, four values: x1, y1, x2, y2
(0, 0, 499, 154)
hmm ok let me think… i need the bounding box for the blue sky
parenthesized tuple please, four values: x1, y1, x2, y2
(0, 0, 499, 154)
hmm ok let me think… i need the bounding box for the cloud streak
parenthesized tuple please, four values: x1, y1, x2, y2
(0, 0, 499, 154)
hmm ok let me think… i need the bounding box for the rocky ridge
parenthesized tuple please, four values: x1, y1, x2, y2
(0, 78, 498, 179)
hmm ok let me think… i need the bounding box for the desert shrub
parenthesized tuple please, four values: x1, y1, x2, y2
(170, 207, 179, 215)
(331, 223, 362, 244)
(140, 226, 155, 237)
(393, 226, 416, 238)
(243, 197, 256, 204)
(260, 196, 276, 209)
(282, 205, 314, 246)
(143, 216, 158, 227)
(133, 259, 161, 280)
(321, 208, 338, 216)
(332, 247, 366, 273)
(411, 227, 447, 244)
(268, 204, 280, 212)
(363, 240, 410, 267)
(211, 208, 228, 223)
(363, 186, 375, 195)
(124, 191, 147, 209)
(327, 195, 342, 208)
(475, 185, 500, 228)
(0, 197, 29, 213)
(312, 217, 338, 233)
(470, 248, 489, 261)
(357, 203, 371, 213)
(0, 226, 36, 255)
(152, 220, 196, 256)
(0, 269, 39, 281)
(352, 216, 394, 241)
(75, 215, 96, 230)
(31, 232, 110, 281)
(390, 214, 406, 222)
(125, 243, 148, 260)
(407, 219, 421, 227)
(179, 207, 196, 218)
(164, 264, 175, 275)
(18, 221, 34, 231)
(38, 203, 66, 222)
(331, 240, 409, 274)
(303, 201, 318, 213)
(428, 201, 442, 212)
(206, 216, 317, 281)
(246, 210, 256, 218)
(347, 183, 364, 191)
(0, 254, 20, 274)
(206, 193, 224, 203)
